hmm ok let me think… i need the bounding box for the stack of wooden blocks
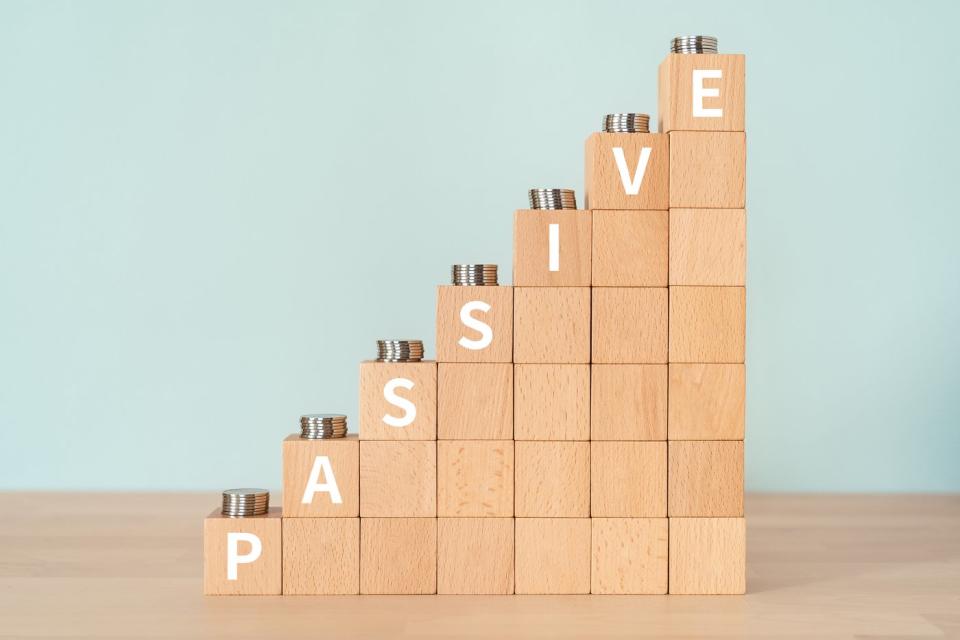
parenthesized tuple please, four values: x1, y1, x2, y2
(204, 40, 746, 596)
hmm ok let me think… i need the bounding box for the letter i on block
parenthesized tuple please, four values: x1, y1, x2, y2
(514, 188, 591, 287)
(360, 339, 437, 440)
(203, 490, 281, 595)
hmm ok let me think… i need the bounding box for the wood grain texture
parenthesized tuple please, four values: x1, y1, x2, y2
(669, 208, 746, 286)
(658, 53, 745, 133)
(514, 518, 591, 594)
(591, 518, 668, 594)
(513, 209, 591, 286)
(590, 364, 666, 440)
(282, 517, 359, 595)
(282, 434, 359, 517)
(437, 518, 514, 594)
(514, 441, 590, 517)
(669, 287, 745, 363)
(592, 210, 668, 287)
(591, 441, 666, 517)
(668, 441, 744, 517)
(669, 364, 745, 440)
(592, 287, 668, 364)
(584, 132, 669, 210)
(513, 287, 591, 364)
(359, 361, 437, 440)
(669, 132, 746, 209)
(203, 508, 281, 595)
(436, 285, 513, 363)
(359, 517, 436, 594)
(437, 440, 513, 517)
(669, 517, 746, 595)
(514, 364, 589, 440)
(437, 363, 513, 440)
(359, 441, 436, 517)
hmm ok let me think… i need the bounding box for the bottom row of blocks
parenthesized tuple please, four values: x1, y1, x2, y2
(204, 512, 745, 595)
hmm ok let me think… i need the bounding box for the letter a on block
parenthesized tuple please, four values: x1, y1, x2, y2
(226, 532, 262, 580)
(383, 377, 416, 428)
(693, 69, 723, 118)
(458, 300, 493, 350)
(301, 455, 343, 505)
(612, 147, 652, 195)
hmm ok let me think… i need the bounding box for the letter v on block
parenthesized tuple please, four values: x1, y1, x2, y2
(612, 146, 652, 195)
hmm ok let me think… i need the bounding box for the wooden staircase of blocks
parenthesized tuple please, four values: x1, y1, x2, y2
(204, 40, 746, 597)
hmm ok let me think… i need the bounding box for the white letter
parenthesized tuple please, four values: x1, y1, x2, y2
(612, 146, 652, 195)
(693, 69, 722, 118)
(226, 532, 262, 580)
(458, 300, 493, 350)
(548, 223, 559, 272)
(383, 377, 416, 427)
(301, 455, 343, 505)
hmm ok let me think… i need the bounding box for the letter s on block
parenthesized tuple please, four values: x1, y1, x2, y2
(693, 69, 723, 118)
(226, 532, 262, 580)
(383, 377, 416, 428)
(458, 300, 493, 350)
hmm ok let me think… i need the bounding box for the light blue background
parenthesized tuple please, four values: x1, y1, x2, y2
(1, 1, 957, 492)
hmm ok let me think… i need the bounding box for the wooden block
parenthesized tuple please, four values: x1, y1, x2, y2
(514, 364, 589, 440)
(436, 285, 513, 362)
(360, 517, 436, 594)
(514, 441, 589, 517)
(592, 210, 668, 287)
(513, 209, 591, 286)
(359, 441, 436, 517)
(591, 441, 666, 517)
(591, 518, 668, 594)
(437, 518, 514, 594)
(282, 517, 359, 594)
(669, 517, 746, 594)
(669, 208, 746, 286)
(590, 364, 666, 440)
(669, 131, 746, 208)
(669, 364, 745, 440)
(437, 440, 513, 517)
(514, 518, 590, 594)
(359, 360, 437, 440)
(513, 287, 590, 364)
(592, 287, 668, 364)
(584, 132, 669, 210)
(668, 441, 743, 517)
(203, 508, 281, 595)
(669, 287, 745, 363)
(437, 363, 512, 439)
(282, 434, 359, 517)
(658, 53, 745, 133)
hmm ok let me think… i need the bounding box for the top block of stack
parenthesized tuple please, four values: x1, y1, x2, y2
(658, 45, 745, 132)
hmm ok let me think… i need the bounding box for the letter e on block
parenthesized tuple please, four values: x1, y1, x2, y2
(658, 53, 744, 132)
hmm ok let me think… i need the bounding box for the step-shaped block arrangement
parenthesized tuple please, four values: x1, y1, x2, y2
(203, 34, 746, 597)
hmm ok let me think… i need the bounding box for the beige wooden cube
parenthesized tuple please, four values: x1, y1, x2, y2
(282, 517, 359, 594)
(514, 364, 589, 440)
(592, 287, 668, 364)
(514, 441, 589, 517)
(437, 440, 513, 517)
(437, 363, 512, 440)
(359, 441, 436, 517)
(590, 364, 666, 440)
(591, 441, 666, 517)
(436, 285, 513, 362)
(513, 209, 591, 286)
(668, 440, 744, 517)
(669, 363, 745, 440)
(515, 518, 590, 594)
(669, 517, 746, 594)
(658, 53, 745, 133)
(360, 518, 436, 594)
(437, 518, 514, 594)
(592, 210, 668, 287)
(669, 286, 745, 363)
(669, 131, 746, 208)
(584, 132, 669, 210)
(203, 508, 281, 595)
(513, 287, 590, 364)
(592, 518, 668, 594)
(282, 434, 359, 518)
(669, 208, 746, 286)
(359, 360, 437, 440)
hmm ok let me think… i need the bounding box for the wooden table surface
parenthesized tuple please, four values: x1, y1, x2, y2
(0, 493, 957, 639)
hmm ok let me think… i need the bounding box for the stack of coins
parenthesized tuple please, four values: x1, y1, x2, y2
(451, 264, 498, 286)
(603, 113, 650, 134)
(221, 488, 269, 517)
(376, 339, 424, 362)
(528, 188, 577, 210)
(671, 35, 718, 54)
(300, 413, 348, 439)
